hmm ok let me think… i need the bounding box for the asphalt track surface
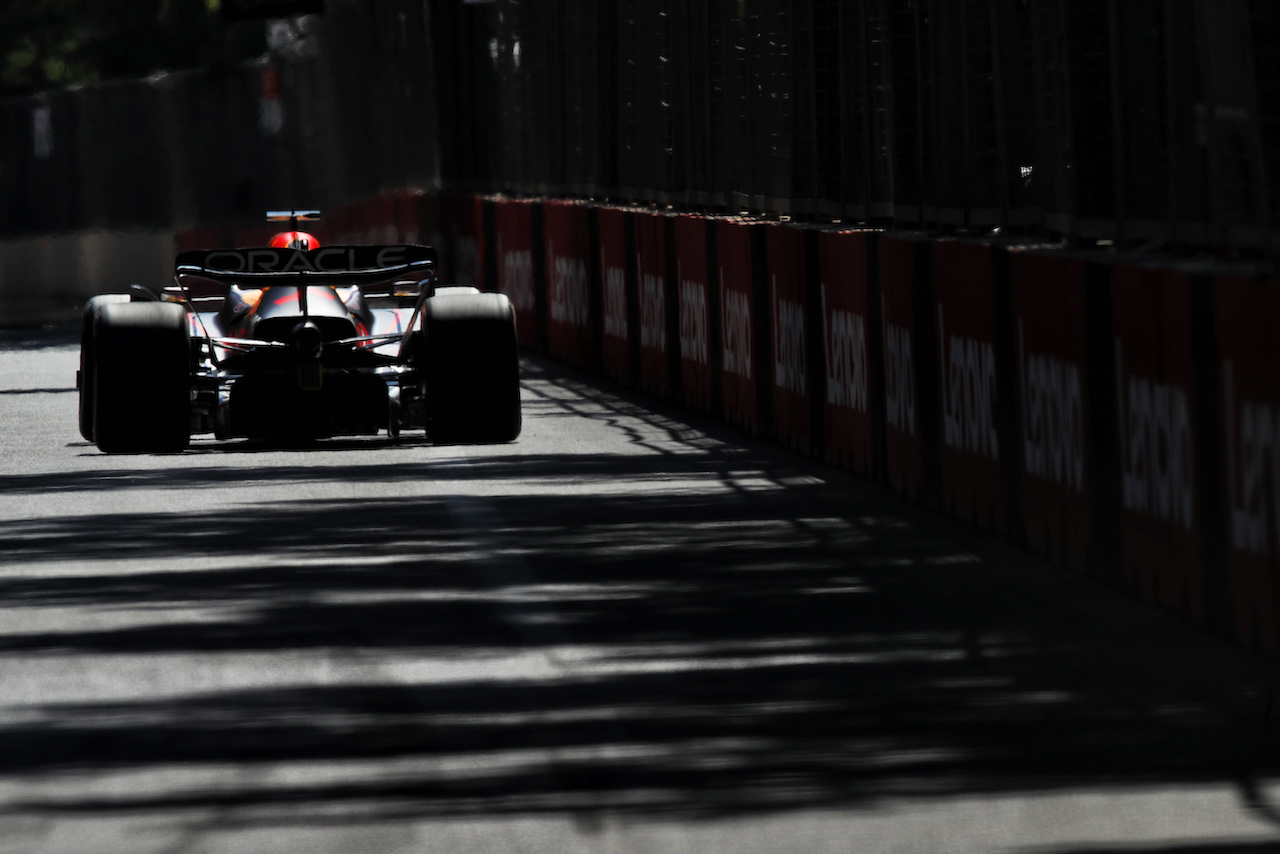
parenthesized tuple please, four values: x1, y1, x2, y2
(2, 326, 1280, 854)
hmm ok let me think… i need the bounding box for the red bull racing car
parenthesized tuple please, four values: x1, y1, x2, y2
(77, 211, 521, 453)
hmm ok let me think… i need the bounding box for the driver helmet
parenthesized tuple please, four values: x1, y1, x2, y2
(269, 231, 320, 250)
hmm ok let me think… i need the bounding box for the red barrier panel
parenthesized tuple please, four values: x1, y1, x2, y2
(715, 219, 759, 434)
(448, 194, 484, 285)
(418, 193, 445, 257)
(674, 216, 713, 414)
(323, 195, 382, 245)
(494, 198, 537, 350)
(474, 198, 492, 294)
(879, 236, 925, 502)
(395, 191, 422, 245)
(765, 223, 810, 455)
(1217, 273, 1280, 652)
(817, 230, 873, 475)
(368, 193, 399, 245)
(1009, 250, 1092, 569)
(635, 212, 671, 396)
(1112, 265, 1202, 621)
(933, 241, 1004, 531)
(543, 200, 594, 369)
(597, 207, 630, 383)
(324, 198, 360, 245)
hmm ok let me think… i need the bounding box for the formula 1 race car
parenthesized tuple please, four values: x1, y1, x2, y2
(77, 211, 521, 453)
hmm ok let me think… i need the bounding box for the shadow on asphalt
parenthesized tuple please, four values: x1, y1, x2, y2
(1039, 845, 1280, 850)
(1, 339, 1280, 842)
(1039, 844, 1280, 854)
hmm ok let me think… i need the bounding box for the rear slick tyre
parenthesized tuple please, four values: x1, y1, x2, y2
(78, 294, 130, 443)
(92, 301, 191, 454)
(418, 292, 521, 444)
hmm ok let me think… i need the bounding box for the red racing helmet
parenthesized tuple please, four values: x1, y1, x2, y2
(269, 231, 320, 250)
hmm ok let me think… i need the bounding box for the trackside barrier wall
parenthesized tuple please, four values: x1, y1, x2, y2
(932, 241, 1009, 535)
(1111, 266, 1203, 623)
(765, 223, 812, 456)
(542, 201, 595, 370)
(325, 198, 370, 245)
(1008, 251, 1093, 573)
(816, 230, 875, 478)
(418, 194, 446, 270)
(674, 215, 715, 416)
(489, 195, 1272, 650)
(714, 219, 763, 437)
(877, 236, 933, 507)
(0, 229, 177, 326)
(449, 195, 484, 286)
(494, 198, 538, 350)
(634, 212, 672, 398)
(597, 207, 631, 384)
(365, 195, 399, 246)
(396, 193, 423, 246)
(1217, 273, 1280, 654)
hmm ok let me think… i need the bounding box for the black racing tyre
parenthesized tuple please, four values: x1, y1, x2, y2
(417, 292, 521, 444)
(78, 294, 131, 442)
(92, 301, 191, 453)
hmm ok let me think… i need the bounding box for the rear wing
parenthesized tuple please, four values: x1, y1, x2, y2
(175, 245, 437, 289)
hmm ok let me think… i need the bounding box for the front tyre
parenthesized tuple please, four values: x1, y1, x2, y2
(417, 292, 521, 444)
(92, 301, 191, 453)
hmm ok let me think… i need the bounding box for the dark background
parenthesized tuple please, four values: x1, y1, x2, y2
(1, 0, 1277, 253)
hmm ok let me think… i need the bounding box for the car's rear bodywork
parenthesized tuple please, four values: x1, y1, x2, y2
(78, 231, 521, 452)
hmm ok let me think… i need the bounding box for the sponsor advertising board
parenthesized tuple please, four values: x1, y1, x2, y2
(598, 207, 631, 382)
(674, 216, 714, 414)
(715, 220, 759, 434)
(765, 223, 811, 454)
(817, 230, 873, 475)
(1216, 273, 1280, 651)
(933, 241, 1004, 531)
(879, 236, 926, 502)
(1112, 265, 1202, 621)
(1010, 250, 1093, 568)
(543, 201, 595, 369)
(635, 212, 671, 396)
(494, 199, 537, 350)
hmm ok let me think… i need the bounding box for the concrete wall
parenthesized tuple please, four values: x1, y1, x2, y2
(0, 230, 176, 326)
